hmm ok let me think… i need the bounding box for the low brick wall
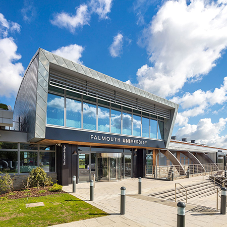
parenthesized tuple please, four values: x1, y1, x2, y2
(9, 172, 57, 190)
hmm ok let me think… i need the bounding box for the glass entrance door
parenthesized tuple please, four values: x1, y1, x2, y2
(79, 153, 90, 182)
(97, 153, 122, 181)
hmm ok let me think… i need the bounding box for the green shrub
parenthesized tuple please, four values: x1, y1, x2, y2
(0, 173, 13, 195)
(0, 196, 8, 201)
(27, 167, 52, 188)
(38, 190, 46, 194)
(49, 183, 63, 192)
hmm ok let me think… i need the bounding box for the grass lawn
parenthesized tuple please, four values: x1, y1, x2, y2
(0, 193, 108, 227)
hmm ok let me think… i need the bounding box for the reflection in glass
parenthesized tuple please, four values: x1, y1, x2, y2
(39, 152, 55, 172)
(66, 98, 81, 128)
(0, 151, 18, 173)
(142, 117, 149, 138)
(98, 106, 110, 132)
(158, 121, 164, 140)
(20, 143, 38, 150)
(133, 115, 141, 136)
(83, 102, 96, 130)
(150, 119, 157, 139)
(111, 109, 121, 134)
(123, 112, 132, 135)
(20, 151, 38, 173)
(47, 93, 64, 126)
(0, 142, 17, 149)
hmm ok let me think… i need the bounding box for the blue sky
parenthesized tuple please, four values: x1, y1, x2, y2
(1, 0, 227, 147)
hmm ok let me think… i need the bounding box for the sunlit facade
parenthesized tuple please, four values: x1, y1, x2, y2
(10, 48, 178, 185)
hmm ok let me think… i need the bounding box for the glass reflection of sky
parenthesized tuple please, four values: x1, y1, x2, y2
(46, 93, 162, 139)
(66, 98, 81, 128)
(142, 117, 149, 138)
(47, 93, 64, 126)
(133, 115, 141, 136)
(98, 106, 110, 132)
(111, 109, 121, 134)
(150, 119, 157, 139)
(83, 102, 96, 130)
(123, 112, 132, 135)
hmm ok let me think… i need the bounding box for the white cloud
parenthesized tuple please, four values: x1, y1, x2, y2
(133, 0, 153, 25)
(172, 77, 227, 126)
(52, 44, 84, 64)
(21, 0, 36, 23)
(0, 13, 20, 37)
(176, 118, 227, 147)
(0, 14, 23, 98)
(109, 33, 123, 57)
(136, 0, 227, 98)
(90, 0, 112, 19)
(51, 0, 113, 32)
(51, 5, 90, 33)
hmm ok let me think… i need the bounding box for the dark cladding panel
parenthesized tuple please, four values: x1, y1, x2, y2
(45, 127, 166, 148)
(56, 144, 72, 186)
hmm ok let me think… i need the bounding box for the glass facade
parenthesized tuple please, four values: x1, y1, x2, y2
(98, 106, 110, 132)
(66, 98, 81, 128)
(20, 151, 38, 173)
(46, 90, 165, 140)
(0, 151, 18, 173)
(142, 117, 149, 138)
(122, 112, 132, 135)
(47, 93, 64, 126)
(133, 115, 141, 136)
(0, 143, 56, 174)
(111, 109, 121, 134)
(83, 102, 96, 130)
(150, 119, 157, 139)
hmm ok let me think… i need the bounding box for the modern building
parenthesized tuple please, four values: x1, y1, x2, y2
(0, 48, 179, 186)
(1, 48, 224, 188)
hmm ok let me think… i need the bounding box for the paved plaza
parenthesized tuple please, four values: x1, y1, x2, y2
(52, 176, 227, 227)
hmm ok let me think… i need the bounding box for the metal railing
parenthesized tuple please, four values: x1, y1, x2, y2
(146, 163, 225, 180)
(175, 183, 187, 203)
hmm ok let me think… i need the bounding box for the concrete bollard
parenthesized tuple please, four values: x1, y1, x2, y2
(221, 187, 227, 215)
(177, 202, 186, 227)
(120, 187, 126, 215)
(72, 175, 76, 193)
(138, 177, 142, 194)
(90, 180, 94, 201)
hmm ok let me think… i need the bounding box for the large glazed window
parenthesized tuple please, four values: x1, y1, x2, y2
(0, 151, 18, 173)
(39, 152, 55, 172)
(123, 112, 132, 135)
(142, 117, 149, 138)
(133, 115, 141, 136)
(98, 106, 110, 132)
(158, 121, 164, 139)
(111, 109, 121, 134)
(66, 98, 81, 128)
(83, 102, 96, 130)
(47, 93, 64, 126)
(20, 151, 38, 173)
(150, 119, 157, 139)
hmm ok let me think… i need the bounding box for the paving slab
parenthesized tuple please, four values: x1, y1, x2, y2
(52, 176, 227, 227)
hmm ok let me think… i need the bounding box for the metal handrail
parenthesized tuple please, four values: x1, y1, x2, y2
(175, 183, 188, 203)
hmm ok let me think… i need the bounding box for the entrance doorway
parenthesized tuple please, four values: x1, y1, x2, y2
(78, 148, 132, 182)
(97, 153, 121, 181)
